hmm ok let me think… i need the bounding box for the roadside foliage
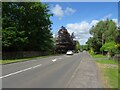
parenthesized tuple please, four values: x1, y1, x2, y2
(2, 2, 54, 52)
(86, 19, 119, 55)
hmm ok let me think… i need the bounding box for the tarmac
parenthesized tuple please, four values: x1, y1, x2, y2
(67, 51, 104, 88)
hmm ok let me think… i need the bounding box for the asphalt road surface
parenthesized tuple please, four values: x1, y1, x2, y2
(2, 52, 83, 88)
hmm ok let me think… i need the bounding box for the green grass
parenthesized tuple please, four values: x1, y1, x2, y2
(97, 61, 118, 88)
(92, 54, 107, 58)
(96, 59, 118, 65)
(104, 68, 118, 88)
(0, 55, 53, 64)
(0, 54, 64, 64)
(92, 53, 118, 64)
(92, 54, 118, 88)
(0, 59, 28, 64)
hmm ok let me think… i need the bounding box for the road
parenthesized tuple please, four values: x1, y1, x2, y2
(2, 52, 82, 88)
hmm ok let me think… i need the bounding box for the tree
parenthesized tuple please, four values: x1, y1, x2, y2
(75, 41, 80, 52)
(100, 41, 119, 56)
(100, 41, 116, 52)
(2, 2, 53, 52)
(86, 19, 118, 53)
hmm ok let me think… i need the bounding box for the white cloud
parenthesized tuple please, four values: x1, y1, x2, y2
(65, 7, 76, 15)
(66, 18, 118, 45)
(67, 21, 90, 34)
(112, 18, 118, 26)
(52, 33, 55, 38)
(102, 14, 118, 26)
(103, 14, 112, 20)
(51, 4, 64, 20)
(90, 20, 99, 27)
(51, 4, 76, 20)
(66, 20, 99, 45)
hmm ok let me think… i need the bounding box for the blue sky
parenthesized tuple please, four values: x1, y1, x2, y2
(43, 2, 118, 45)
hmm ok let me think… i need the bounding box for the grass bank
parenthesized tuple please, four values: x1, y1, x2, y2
(0, 54, 62, 65)
(92, 54, 107, 58)
(0, 56, 49, 65)
(92, 54, 118, 88)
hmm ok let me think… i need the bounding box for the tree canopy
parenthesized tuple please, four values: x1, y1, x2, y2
(2, 2, 53, 52)
(75, 41, 80, 51)
(86, 19, 118, 53)
(100, 41, 116, 52)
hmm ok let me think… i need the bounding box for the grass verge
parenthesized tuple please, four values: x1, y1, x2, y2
(0, 54, 62, 65)
(96, 59, 118, 65)
(92, 54, 107, 58)
(91, 54, 118, 88)
(104, 68, 118, 88)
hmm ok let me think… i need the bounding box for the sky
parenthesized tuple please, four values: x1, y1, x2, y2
(43, 2, 118, 45)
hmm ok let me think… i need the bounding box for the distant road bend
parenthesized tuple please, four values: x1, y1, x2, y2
(2, 52, 82, 88)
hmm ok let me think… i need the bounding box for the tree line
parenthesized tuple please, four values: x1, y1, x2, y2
(2, 2, 81, 55)
(86, 19, 120, 56)
(2, 2, 54, 53)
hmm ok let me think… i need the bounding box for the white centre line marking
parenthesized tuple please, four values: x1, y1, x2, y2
(52, 59, 57, 62)
(0, 64, 42, 79)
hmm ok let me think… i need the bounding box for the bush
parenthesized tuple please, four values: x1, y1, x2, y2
(89, 48, 94, 55)
(100, 41, 120, 57)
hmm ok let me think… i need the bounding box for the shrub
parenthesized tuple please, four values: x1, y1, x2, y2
(89, 48, 94, 55)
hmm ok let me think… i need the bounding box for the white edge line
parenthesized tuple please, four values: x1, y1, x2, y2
(0, 64, 42, 79)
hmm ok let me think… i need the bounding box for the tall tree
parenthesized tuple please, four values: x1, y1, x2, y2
(2, 2, 53, 52)
(75, 41, 80, 51)
(86, 19, 118, 53)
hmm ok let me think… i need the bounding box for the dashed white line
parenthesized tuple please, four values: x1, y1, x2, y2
(52, 59, 57, 62)
(0, 64, 42, 79)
